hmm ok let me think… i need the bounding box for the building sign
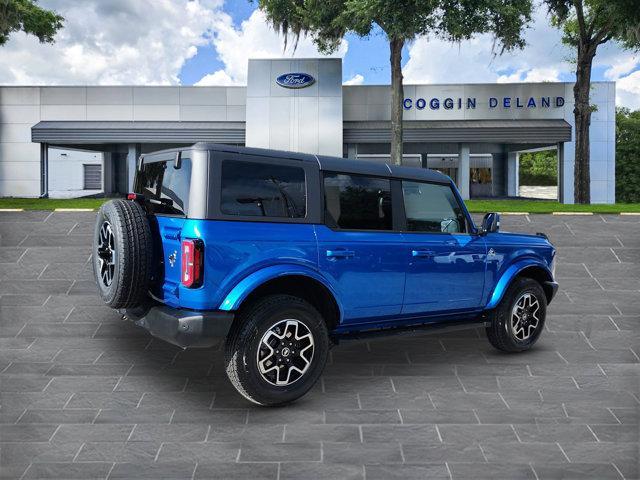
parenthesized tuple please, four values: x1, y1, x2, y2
(276, 73, 316, 89)
(403, 96, 565, 110)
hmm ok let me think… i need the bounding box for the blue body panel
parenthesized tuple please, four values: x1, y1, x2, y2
(315, 225, 406, 322)
(483, 232, 555, 309)
(154, 216, 555, 332)
(403, 233, 486, 314)
(151, 216, 186, 308)
(176, 220, 318, 311)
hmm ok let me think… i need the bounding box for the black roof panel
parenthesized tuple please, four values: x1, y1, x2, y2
(192, 143, 452, 184)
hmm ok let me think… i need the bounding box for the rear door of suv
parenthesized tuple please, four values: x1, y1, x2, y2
(316, 171, 406, 323)
(134, 151, 193, 307)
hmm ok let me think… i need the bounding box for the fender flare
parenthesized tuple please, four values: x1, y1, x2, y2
(486, 259, 553, 310)
(218, 264, 343, 317)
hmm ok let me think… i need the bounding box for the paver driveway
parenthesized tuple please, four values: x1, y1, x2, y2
(0, 211, 638, 479)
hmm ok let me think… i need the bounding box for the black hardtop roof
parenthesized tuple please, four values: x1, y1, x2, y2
(143, 142, 452, 184)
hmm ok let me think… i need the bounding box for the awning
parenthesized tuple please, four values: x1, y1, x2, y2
(32, 121, 246, 144)
(343, 119, 572, 144)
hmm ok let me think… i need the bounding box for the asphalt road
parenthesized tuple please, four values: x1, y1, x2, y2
(0, 211, 638, 479)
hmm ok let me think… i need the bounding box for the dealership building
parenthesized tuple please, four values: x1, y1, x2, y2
(0, 58, 616, 203)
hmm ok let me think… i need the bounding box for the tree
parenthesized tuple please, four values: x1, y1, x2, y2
(0, 0, 64, 46)
(519, 150, 558, 186)
(615, 107, 640, 203)
(544, 0, 640, 204)
(258, 0, 532, 165)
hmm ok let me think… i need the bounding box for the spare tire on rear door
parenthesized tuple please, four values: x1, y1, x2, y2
(92, 199, 153, 309)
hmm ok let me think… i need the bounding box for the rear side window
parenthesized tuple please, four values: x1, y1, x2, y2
(324, 173, 392, 231)
(402, 181, 466, 233)
(220, 160, 306, 218)
(135, 158, 192, 216)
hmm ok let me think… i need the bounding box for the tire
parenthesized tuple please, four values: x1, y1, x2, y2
(224, 295, 329, 406)
(92, 199, 153, 309)
(486, 277, 547, 353)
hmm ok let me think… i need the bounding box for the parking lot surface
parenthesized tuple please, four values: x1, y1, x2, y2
(0, 211, 638, 479)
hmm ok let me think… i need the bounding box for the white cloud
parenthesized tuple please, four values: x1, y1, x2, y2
(616, 70, 640, 110)
(403, 9, 571, 85)
(497, 67, 561, 83)
(604, 54, 639, 81)
(343, 74, 364, 85)
(402, 6, 639, 108)
(196, 9, 348, 86)
(0, 0, 224, 85)
(195, 70, 236, 86)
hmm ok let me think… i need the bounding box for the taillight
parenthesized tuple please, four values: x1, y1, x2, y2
(181, 239, 204, 288)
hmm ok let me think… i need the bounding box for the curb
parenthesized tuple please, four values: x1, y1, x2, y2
(620, 212, 640, 216)
(552, 212, 594, 215)
(54, 208, 96, 212)
(0, 208, 24, 212)
(499, 212, 529, 215)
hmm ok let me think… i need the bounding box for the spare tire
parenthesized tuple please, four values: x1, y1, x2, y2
(92, 199, 153, 309)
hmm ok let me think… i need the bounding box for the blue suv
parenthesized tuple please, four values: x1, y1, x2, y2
(92, 143, 558, 406)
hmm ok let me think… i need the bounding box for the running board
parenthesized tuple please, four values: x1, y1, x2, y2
(332, 318, 490, 343)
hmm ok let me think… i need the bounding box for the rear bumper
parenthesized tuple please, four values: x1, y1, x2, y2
(121, 305, 234, 349)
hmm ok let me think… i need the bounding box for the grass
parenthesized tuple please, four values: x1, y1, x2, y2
(0, 197, 112, 210)
(1, 197, 639, 214)
(465, 200, 640, 214)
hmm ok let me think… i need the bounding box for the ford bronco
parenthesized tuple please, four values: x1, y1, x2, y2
(92, 143, 558, 406)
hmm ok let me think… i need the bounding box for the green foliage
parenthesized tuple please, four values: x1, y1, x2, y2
(616, 108, 640, 203)
(519, 150, 558, 186)
(465, 200, 640, 213)
(2, 197, 639, 213)
(0, 0, 64, 45)
(545, 0, 640, 51)
(259, 0, 532, 53)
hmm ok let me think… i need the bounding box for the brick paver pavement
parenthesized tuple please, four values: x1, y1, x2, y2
(0, 211, 638, 479)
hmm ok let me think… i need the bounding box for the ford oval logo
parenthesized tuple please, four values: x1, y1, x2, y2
(275, 73, 315, 89)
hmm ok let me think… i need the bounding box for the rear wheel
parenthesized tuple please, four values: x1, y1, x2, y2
(92, 199, 153, 309)
(486, 277, 547, 352)
(224, 295, 329, 406)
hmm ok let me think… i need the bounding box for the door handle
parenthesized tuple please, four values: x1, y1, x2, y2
(326, 249, 355, 258)
(444, 240, 457, 246)
(412, 249, 435, 258)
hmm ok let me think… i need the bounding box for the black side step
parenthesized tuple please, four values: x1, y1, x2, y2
(331, 319, 490, 344)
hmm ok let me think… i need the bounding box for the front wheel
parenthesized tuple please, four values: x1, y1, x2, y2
(486, 277, 547, 352)
(224, 295, 329, 406)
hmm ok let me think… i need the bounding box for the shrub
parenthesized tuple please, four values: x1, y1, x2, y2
(519, 150, 558, 186)
(616, 108, 640, 203)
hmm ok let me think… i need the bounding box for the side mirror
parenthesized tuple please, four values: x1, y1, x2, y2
(481, 212, 500, 234)
(173, 151, 182, 169)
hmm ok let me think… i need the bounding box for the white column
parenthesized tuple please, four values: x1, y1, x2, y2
(458, 143, 470, 200)
(558, 142, 572, 204)
(507, 151, 519, 197)
(347, 143, 357, 159)
(126, 144, 140, 192)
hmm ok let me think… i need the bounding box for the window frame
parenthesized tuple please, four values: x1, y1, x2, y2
(209, 152, 321, 224)
(135, 152, 193, 218)
(321, 171, 404, 233)
(398, 179, 476, 235)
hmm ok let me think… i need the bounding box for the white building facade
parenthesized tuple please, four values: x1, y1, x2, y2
(0, 58, 616, 203)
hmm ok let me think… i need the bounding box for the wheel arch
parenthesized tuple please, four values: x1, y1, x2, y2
(486, 260, 554, 310)
(219, 266, 343, 332)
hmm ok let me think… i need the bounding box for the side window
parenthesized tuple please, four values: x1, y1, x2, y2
(402, 181, 467, 233)
(324, 173, 393, 231)
(220, 160, 306, 218)
(135, 157, 192, 215)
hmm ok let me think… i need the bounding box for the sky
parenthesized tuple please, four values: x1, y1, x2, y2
(0, 0, 638, 108)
